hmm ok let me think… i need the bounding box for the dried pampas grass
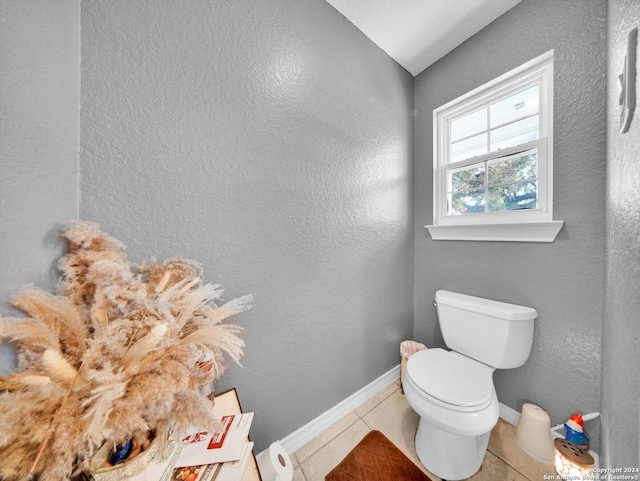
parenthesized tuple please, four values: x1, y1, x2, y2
(0, 222, 251, 481)
(41, 348, 79, 386)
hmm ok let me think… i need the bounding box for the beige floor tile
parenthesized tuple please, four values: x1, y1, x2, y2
(286, 382, 539, 481)
(468, 450, 530, 481)
(293, 412, 359, 464)
(292, 465, 307, 481)
(353, 381, 399, 418)
(488, 418, 556, 480)
(299, 420, 370, 481)
(360, 389, 432, 476)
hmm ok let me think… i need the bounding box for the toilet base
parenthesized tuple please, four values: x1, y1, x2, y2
(415, 417, 490, 480)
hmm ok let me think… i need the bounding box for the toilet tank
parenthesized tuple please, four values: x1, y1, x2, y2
(435, 290, 537, 369)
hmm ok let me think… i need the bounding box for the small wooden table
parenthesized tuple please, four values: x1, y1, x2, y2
(211, 388, 262, 481)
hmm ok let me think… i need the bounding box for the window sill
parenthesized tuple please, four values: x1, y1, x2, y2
(425, 220, 564, 242)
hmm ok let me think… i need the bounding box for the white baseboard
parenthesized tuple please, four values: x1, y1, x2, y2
(277, 364, 401, 454)
(264, 372, 603, 471)
(499, 402, 521, 426)
(271, 367, 521, 456)
(269, 383, 603, 473)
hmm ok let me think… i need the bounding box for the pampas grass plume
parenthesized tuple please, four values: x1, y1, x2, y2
(0, 374, 51, 391)
(16, 375, 52, 386)
(121, 323, 168, 367)
(42, 348, 79, 385)
(0, 222, 251, 480)
(154, 271, 172, 293)
(214, 295, 254, 323)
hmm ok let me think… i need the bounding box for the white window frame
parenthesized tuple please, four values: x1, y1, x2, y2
(426, 50, 563, 242)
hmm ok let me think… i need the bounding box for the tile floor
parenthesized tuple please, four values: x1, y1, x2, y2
(288, 379, 556, 481)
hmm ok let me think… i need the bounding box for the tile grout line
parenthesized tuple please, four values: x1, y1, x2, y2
(296, 381, 400, 479)
(297, 418, 366, 481)
(295, 380, 400, 465)
(298, 462, 309, 481)
(295, 415, 360, 465)
(296, 381, 540, 481)
(353, 383, 400, 421)
(485, 447, 536, 481)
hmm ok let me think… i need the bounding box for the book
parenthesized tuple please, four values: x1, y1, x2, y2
(175, 412, 254, 468)
(170, 441, 254, 481)
(214, 441, 254, 481)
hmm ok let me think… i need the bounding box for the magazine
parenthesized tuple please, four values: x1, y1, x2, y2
(175, 412, 254, 468)
(170, 441, 254, 481)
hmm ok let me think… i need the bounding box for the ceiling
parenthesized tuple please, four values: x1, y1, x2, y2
(325, 0, 522, 76)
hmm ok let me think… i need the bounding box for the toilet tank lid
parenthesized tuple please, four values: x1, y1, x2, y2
(435, 290, 537, 321)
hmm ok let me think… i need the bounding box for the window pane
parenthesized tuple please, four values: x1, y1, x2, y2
(449, 189, 485, 215)
(488, 181, 538, 212)
(490, 85, 539, 127)
(450, 107, 487, 142)
(490, 115, 539, 152)
(488, 152, 537, 186)
(451, 132, 488, 162)
(450, 164, 485, 191)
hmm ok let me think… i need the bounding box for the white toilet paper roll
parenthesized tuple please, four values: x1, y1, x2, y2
(256, 442, 293, 481)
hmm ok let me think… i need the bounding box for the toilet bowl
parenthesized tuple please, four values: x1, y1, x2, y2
(404, 349, 499, 479)
(403, 290, 537, 480)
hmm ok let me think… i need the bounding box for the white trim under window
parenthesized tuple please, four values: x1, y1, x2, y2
(426, 50, 563, 242)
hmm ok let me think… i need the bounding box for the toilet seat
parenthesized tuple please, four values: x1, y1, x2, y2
(406, 348, 494, 412)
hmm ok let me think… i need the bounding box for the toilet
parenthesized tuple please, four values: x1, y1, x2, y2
(403, 290, 537, 480)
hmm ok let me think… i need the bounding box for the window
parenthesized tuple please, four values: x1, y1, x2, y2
(427, 50, 563, 242)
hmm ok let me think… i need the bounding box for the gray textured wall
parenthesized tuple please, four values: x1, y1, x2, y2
(80, 0, 414, 451)
(414, 0, 606, 448)
(0, 0, 80, 308)
(0, 0, 80, 374)
(602, 0, 640, 468)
